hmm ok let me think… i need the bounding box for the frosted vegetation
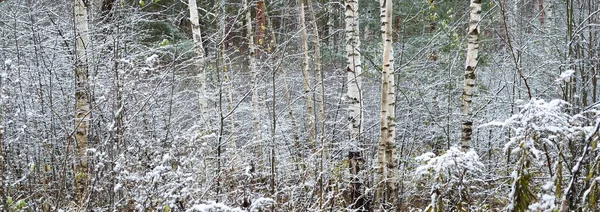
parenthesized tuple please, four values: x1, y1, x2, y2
(0, 0, 600, 211)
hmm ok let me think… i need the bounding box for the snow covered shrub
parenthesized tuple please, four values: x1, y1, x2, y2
(185, 198, 274, 212)
(415, 146, 484, 211)
(482, 98, 597, 211)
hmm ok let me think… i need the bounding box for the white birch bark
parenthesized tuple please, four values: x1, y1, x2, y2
(345, 0, 362, 145)
(188, 0, 209, 127)
(74, 0, 90, 205)
(306, 0, 327, 207)
(306, 0, 324, 145)
(327, 2, 335, 48)
(461, 0, 481, 151)
(377, 0, 397, 207)
(244, 0, 262, 161)
(299, 0, 316, 143)
(0, 78, 4, 208)
(345, 1, 365, 209)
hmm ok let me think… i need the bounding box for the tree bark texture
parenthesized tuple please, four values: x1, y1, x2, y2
(299, 0, 316, 144)
(461, 0, 481, 151)
(306, 0, 327, 208)
(188, 0, 209, 128)
(345, 0, 362, 145)
(244, 0, 262, 165)
(74, 0, 91, 205)
(345, 0, 364, 210)
(376, 0, 397, 208)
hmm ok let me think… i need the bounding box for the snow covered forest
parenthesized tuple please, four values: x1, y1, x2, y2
(1, 0, 600, 211)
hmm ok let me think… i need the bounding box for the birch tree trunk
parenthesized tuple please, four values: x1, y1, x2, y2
(327, 2, 335, 49)
(245, 0, 262, 164)
(285, 78, 303, 170)
(0, 84, 4, 209)
(306, 0, 324, 147)
(306, 0, 327, 207)
(74, 0, 91, 205)
(0, 60, 4, 209)
(345, 0, 364, 210)
(376, 0, 397, 208)
(188, 0, 208, 128)
(219, 0, 236, 167)
(345, 0, 362, 146)
(461, 0, 481, 151)
(299, 0, 316, 143)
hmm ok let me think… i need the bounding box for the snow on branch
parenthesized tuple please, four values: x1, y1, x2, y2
(415, 147, 484, 179)
(186, 198, 274, 212)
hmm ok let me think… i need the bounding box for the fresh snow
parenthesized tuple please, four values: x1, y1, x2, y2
(555, 69, 575, 83)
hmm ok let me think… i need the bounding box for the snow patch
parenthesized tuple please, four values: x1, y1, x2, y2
(529, 194, 556, 211)
(145, 54, 159, 66)
(542, 181, 554, 191)
(479, 121, 507, 128)
(555, 69, 575, 83)
(415, 147, 484, 178)
(186, 201, 243, 212)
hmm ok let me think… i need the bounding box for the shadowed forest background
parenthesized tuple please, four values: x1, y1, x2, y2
(0, 0, 600, 211)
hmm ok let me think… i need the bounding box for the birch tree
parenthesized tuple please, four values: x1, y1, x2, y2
(345, 0, 362, 146)
(376, 0, 397, 208)
(74, 0, 91, 205)
(188, 0, 208, 127)
(461, 0, 481, 151)
(299, 0, 315, 143)
(306, 0, 327, 208)
(327, 1, 335, 48)
(345, 0, 365, 210)
(219, 0, 236, 167)
(0, 55, 4, 210)
(245, 0, 262, 164)
(0, 71, 4, 209)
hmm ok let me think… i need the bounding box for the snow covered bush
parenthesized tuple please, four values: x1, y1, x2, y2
(415, 147, 484, 211)
(482, 98, 599, 211)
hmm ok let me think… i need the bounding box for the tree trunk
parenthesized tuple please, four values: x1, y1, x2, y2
(219, 0, 236, 170)
(376, 0, 397, 208)
(256, 0, 269, 53)
(461, 0, 481, 151)
(299, 0, 316, 144)
(245, 0, 262, 166)
(74, 0, 91, 206)
(539, 0, 545, 24)
(345, 0, 364, 210)
(0, 80, 4, 210)
(427, 0, 438, 61)
(347, 151, 367, 211)
(306, 0, 327, 208)
(307, 0, 324, 145)
(188, 0, 209, 129)
(345, 0, 362, 146)
(327, 2, 335, 49)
